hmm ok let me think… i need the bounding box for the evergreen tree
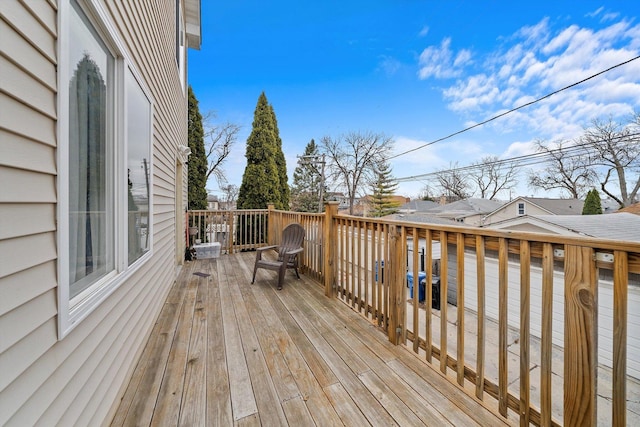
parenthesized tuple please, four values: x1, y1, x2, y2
(237, 92, 282, 210)
(291, 139, 326, 212)
(187, 85, 208, 210)
(369, 161, 400, 217)
(270, 105, 290, 209)
(582, 189, 603, 215)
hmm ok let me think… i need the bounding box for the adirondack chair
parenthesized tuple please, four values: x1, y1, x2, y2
(251, 223, 305, 290)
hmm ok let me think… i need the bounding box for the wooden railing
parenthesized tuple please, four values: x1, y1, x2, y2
(188, 204, 639, 426)
(186, 209, 269, 252)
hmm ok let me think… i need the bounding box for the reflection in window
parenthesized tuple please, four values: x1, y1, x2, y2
(126, 71, 151, 265)
(68, 1, 114, 299)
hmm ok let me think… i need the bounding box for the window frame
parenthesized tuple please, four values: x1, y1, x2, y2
(517, 202, 526, 216)
(57, 0, 155, 338)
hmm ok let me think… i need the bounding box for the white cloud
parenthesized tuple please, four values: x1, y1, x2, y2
(432, 15, 640, 145)
(419, 25, 429, 37)
(417, 38, 471, 79)
(377, 55, 401, 76)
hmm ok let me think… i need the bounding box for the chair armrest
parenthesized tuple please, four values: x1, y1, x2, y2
(281, 247, 303, 263)
(256, 245, 277, 253)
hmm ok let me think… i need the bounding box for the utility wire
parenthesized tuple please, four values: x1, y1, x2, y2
(395, 132, 640, 183)
(387, 55, 640, 161)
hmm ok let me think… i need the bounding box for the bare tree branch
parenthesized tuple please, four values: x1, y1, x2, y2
(527, 139, 595, 198)
(469, 155, 520, 199)
(435, 162, 472, 200)
(202, 112, 241, 185)
(581, 114, 640, 207)
(320, 131, 394, 215)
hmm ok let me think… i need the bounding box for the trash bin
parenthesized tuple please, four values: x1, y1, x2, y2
(407, 271, 427, 302)
(431, 276, 441, 310)
(375, 260, 385, 282)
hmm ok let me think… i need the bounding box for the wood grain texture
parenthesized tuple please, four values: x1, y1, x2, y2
(563, 245, 597, 427)
(613, 250, 628, 427)
(110, 254, 513, 426)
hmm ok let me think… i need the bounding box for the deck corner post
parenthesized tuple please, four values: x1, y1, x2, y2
(388, 224, 406, 345)
(324, 201, 339, 298)
(564, 244, 598, 426)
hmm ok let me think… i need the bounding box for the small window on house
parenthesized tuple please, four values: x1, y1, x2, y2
(126, 69, 152, 265)
(175, 0, 185, 89)
(518, 202, 525, 215)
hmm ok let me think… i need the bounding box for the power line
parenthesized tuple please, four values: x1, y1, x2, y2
(395, 132, 640, 183)
(388, 55, 640, 161)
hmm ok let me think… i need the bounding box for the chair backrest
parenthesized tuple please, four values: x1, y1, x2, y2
(278, 223, 305, 256)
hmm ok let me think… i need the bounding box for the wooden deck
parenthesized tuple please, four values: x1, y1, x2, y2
(110, 252, 514, 426)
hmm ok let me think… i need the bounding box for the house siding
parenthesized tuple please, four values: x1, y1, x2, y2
(0, 1, 190, 425)
(483, 201, 550, 226)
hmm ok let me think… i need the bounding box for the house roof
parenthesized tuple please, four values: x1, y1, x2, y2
(384, 213, 458, 225)
(398, 200, 439, 212)
(428, 198, 505, 218)
(617, 202, 640, 215)
(520, 197, 584, 215)
(490, 213, 640, 242)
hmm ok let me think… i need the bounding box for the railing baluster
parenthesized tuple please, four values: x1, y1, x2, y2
(440, 231, 448, 374)
(475, 235, 485, 400)
(426, 229, 433, 363)
(412, 228, 420, 354)
(457, 232, 465, 386)
(498, 237, 508, 417)
(364, 222, 370, 318)
(520, 240, 531, 426)
(613, 250, 628, 427)
(540, 243, 554, 427)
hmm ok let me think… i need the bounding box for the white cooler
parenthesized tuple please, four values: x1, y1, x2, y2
(193, 242, 221, 259)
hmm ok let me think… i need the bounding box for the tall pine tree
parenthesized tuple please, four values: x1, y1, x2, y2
(237, 92, 287, 209)
(291, 139, 326, 212)
(270, 105, 290, 209)
(582, 188, 603, 215)
(187, 85, 208, 210)
(369, 161, 400, 217)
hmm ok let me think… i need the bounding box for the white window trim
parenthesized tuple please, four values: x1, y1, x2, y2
(57, 0, 154, 338)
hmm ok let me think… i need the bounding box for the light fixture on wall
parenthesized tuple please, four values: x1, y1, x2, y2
(178, 145, 191, 157)
(178, 145, 191, 163)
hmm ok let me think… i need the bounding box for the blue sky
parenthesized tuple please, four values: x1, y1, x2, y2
(188, 1, 640, 199)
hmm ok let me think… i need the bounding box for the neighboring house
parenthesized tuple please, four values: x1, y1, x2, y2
(426, 198, 505, 226)
(207, 194, 219, 210)
(483, 196, 621, 227)
(1, 1, 200, 425)
(486, 213, 640, 240)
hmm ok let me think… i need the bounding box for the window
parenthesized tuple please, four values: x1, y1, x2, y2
(126, 70, 152, 265)
(59, 0, 153, 336)
(518, 202, 525, 215)
(175, 0, 186, 89)
(67, 0, 115, 300)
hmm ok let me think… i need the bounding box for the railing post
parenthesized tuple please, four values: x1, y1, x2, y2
(564, 244, 598, 426)
(323, 202, 339, 298)
(388, 225, 406, 345)
(267, 204, 275, 246)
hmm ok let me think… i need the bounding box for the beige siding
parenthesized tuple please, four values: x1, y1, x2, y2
(483, 200, 551, 225)
(0, 0, 189, 425)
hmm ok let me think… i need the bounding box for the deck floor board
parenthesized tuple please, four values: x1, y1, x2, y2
(111, 253, 514, 426)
